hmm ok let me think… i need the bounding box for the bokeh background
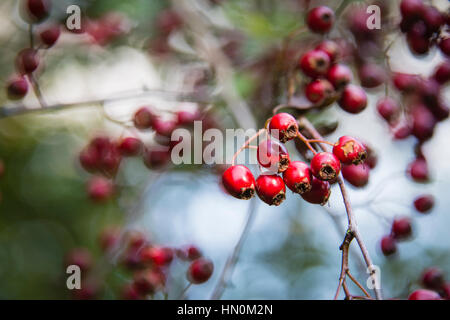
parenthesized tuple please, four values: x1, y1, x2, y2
(0, 0, 449, 299)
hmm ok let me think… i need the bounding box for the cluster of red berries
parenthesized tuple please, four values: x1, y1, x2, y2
(6, 0, 60, 101)
(222, 112, 368, 206)
(408, 267, 450, 300)
(399, 0, 449, 56)
(66, 228, 213, 300)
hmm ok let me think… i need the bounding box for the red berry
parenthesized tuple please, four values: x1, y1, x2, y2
(143, 147, 170, 169)
(305, 79, 334, 104)
(177, 245, 202, 261)
(421, 267, 445, 290)
(65, 248, 93, 271)
(338, 85, 367, 114)
(315, 40, 340, 63)
(257, 139, 290, 173)
(39, 24, 61, 47)
(99, 226, 121, 252)
(72, 280, 100, 300)
(363, 144, 377, 169)
(326, 64, 352, 89)
(311, 152, 341, 181)
(268, 113, 298, 143)
(153, 118, 177, 137)
(377, 97, 400, 123)
(342, 164, 370, 188)
(117, 137, 142, 156)
(306, 6, 334, 34)
(407, 157, 429, 182)
(255, 174, 286, 206)
(440, 38, 450, 56)
(400, 0, 425, 20)
(392, 73, 420, 92)
(441, 283, 450, 300)
(423, 6, 444, 33)
(176, 110, 201, 126)
(391, 217, 412, 240)
(187, 258, 214, 284)
(133, 107, 155, 130)
(133, 269, 166, 295)
(408, 289, 441, 300)
(87, 176, 115, 202)
(140, 246, 174, 267)
(299, 50, 331, 78)
(407, 30, 430, 55)
(333, 136, 367, 165)
(413, 194, 434, 213)
(81, 136, 122, 176)
(24, 0, 51, 23)
(282, 161, 313, 194)
(301, 177, 331, 205)
(392, 122, 413, 140)
(411, 105, 436, 141)
(6, 77, 28, 100)
(121, 283, 141, 300)
(380, 235, 397, 256)
(16, 48, 39, 74)
(358, 63, 386, 88)
(222, 165, 256, 200)
(433, 60, 450, 84)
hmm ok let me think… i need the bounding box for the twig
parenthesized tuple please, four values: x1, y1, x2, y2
(210, 198, 259, 299)
(178, 283, 193, 300)
(28, 23, 47, 108)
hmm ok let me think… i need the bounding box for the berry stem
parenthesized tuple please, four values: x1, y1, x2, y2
(178, 282, 192, 300)
(231, 129, 265, 166)
(296, 132, 317, 155)
(27, 23, 47, 109)
(307, 139, 334, 146)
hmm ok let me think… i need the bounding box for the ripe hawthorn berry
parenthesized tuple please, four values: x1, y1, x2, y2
(326, 64, 352, 90)
(423, 6, 444, 33)
(153, 118, 177, 137)
(133, 107, 155, 130)
(16, 49, 39, 74)
(400, 0, 426, 21)
(268, 113, 298, 143)
(301, 177, 331, 205)
(392, 73, 420, 92)
(177, 245, 202, 261)
(413, 194, 434, 213)
(342, 164, 370, 188)
(377, 97, 400, 123)
(391, 217, 412, 240)
(282, 161, 313, 194)
(310, 152, 341, 181)
(79, 136, 122, 177)
(439, 38, 450, 56)
(433, 60, 450, 84)
(6, 77, 28, 100)
(117, 137, 142, 156)
(421, 267, 445, 290)
(87, 176, 115, 202)
(143, 147, 170, 169)
(306, 6, 334, 34)
(255, 174, 286, 206)
(257, 139, 290, 173)
(338, 85, 367, 114)
(140, 246, 174, 267)
(440, 283, 450, 300)
(23, 0, 52, 23)
(299, 50, 331, 78)
(380, 235, 397, 256)
(408, 289, 441, 300)
(358, 63, 386, 88)
(222, 165, 256, 200)
(39, 24, 61, 47)
(305, 79, 334, 105)
(133, 269, 166, 295)
(187, 258, 214, 284)
(407, 157, 429, 182)
(411, 105, 436, 141)
(315, 40, 340, 63)
(176, 110, 201, 126)
(333, 136, 367, 165)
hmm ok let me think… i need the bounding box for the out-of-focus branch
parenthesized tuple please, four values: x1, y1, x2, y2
(28, 23, 47, 108)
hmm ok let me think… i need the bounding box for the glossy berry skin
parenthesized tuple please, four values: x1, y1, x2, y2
(143, 147, 170, 169)
(338, 85, 367, 114)
(6, 77, 28, 100)
(257, 139, 290, 173)
(222, 165, 256, 200)
(25, 0, 51, 23)
(333, 136, 367, 165)
(342, 164, 370, 188)
(140, 246, 174, 267)
(16, 49, 39, 74)
(133, 107, 155, 130)
(433, 61, 450, 84)
(117, 137, 142, 156)
(407, 157, 429, 182)
(306, 6, 334, 34)
(39, 24, 60, 47)
(421, 267, 445, 290)
(255, 174, 286, 206)
(408, 289, 441, 300)
(268, 113, 298, 143)
(414, 194, 434, 213)
(301, 177, 331, 205)
(87, 176, 115, 202)
(315, 40, 340, 63)
(311, 152, 341, 181)
(305, 79, 334, 104)
(282, 161, 313, 194)
(326, 64, 352, 89)
(377, 97, 399, 123)
(299, 50, 331, 78)
(391, 217, 412, 240)
(380, 235, 397, 256)
(187, 258, 214, 284)
(358, 63, 386, 88)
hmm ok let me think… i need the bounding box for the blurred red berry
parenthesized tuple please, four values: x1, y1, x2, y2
(358, 63, 386, 88)
(39, 24, 60, 47)
(305, 79, 334, 104)
(65, 248, 93, 272)
(377, 97, 400, 123)
(187, 258, 214, 284)
(421, 267, 445, 290)
(140, 246, 174, 267)
(133, 269, 166, 295)
(6, 77, 28, 100)
(299, 50, 331, 78)
(407, 157, 429, 182)
(117, 137, 142, 157)
(143, 147, 170, 169)
(87, 176, 115, 202)
(16, 48, 39, 74)
(338, 85, 367, 114)
(408, 289, 441, 300)
(433, 60, 450, 84)
(327, 64, 352, 89)
(414, 194, 434, 213)
(133, 107, 156, 130)
(306, 6, 334, 34)
(380, 235, 397, 256)
(315, 40, 340, 62)
(391, 217, 413, 240)
(24, 0, 51, 23)
(342, 164, 370, 188)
